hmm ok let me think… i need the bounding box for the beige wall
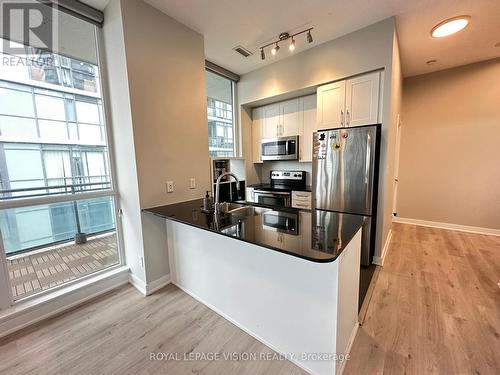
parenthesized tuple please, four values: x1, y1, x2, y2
(103, 0, 209, 284)
(382, 30, 403, 253)
(238, 18, 401, 258)
(398, 58, 500, 229)
(120, 0, 210, 209)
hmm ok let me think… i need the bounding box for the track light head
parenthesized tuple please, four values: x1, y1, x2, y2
(260, 48, 265, 60)
(307, 30, 313, 43)
(289, 38, 295, 51)
(271, 43, 279, 56)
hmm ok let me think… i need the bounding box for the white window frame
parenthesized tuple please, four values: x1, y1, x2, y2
(0, 27, 125, 308)
(206, 70, 239, 157)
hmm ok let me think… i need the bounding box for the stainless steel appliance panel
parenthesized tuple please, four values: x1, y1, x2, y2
(261, 135, 298, 161)
(254, 190, 291, 207)
(312, 126, 377, 216)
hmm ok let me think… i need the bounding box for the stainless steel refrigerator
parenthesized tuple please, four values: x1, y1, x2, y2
(312, 124, 380, 266)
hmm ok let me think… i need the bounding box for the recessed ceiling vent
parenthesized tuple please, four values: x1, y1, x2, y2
(233, 45, 253, 57)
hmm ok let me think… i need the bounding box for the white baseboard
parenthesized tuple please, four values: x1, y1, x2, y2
(0, 266, 129, 339)
(129, 273, 147, 295)
(171, 281, 318, 375)
(373, 229, 392, 266)
(392, 217, 500, 236)
(145, 274, 171, 295)
(337, 322, 359, 375)
(129, 273, 171, 296)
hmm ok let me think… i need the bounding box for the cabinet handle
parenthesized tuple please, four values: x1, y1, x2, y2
(295, 203, 310, 208)
(294, 194, 310, 198)
(346, 110, 350, 126)
(341, 110, 344, 127)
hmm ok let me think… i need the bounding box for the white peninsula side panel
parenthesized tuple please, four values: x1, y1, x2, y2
(166, 220, 361, 375)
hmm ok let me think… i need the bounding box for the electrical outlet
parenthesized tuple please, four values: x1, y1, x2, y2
(189, 177, 196, 189)
(166, 181, 174, 193)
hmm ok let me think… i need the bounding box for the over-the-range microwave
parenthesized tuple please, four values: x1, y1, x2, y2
(261, 135, 299, 161)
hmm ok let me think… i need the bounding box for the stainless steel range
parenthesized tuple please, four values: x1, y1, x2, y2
(248, 170, 306, 207)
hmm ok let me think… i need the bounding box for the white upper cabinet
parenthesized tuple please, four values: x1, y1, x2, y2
(262, 99, 300, 139)
(317, 71, 381, 129)
(262, 103, 281, 138)
(280, 98, 300, 137)
(251, 107, 263, 163)
(299, 94, 317, 162)
(345, 71, 380, 127)
(317, 80, 346, 129)
(252, 96, 316, 163)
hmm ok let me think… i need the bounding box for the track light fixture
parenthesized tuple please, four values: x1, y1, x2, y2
(259, 28, 313, 60)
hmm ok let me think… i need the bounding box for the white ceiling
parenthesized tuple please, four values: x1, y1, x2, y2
(85, 0, 500, 77)
(396, 0, 500, 76)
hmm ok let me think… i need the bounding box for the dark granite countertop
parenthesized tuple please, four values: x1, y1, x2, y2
(143, 199, 364, 263)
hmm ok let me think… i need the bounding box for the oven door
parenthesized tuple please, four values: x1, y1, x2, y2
(261, 136, 298, 160)
(254, 190, 291, 207)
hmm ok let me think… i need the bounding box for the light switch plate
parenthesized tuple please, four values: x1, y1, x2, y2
(189, 178, 196, 189)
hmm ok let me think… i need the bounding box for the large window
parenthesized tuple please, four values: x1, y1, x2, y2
(206, 70, 236, 157)
(0, 13, 119, 301)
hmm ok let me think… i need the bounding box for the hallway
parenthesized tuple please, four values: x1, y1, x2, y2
(345, 223, 500, 374)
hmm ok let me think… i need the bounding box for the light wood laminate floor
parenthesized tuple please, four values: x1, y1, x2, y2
(345, 223, 500, 375)
(1, 223, 499, 375)
(0, 283, 307, 375)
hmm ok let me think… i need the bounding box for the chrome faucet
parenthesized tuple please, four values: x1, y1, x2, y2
(214, 172, 240, 214)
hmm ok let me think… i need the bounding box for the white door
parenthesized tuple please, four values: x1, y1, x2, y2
(345, 71, 380, 127)
(299, 94, 317, 162)
(392, 115, 402, 216)
(262, 103, 280, 139)
(316, 81, 346, 129)
(252, 108, 263, 163)
(280, 98, 300, 136)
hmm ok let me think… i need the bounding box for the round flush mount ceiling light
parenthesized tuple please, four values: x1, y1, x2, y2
(431, 16, 470, 38)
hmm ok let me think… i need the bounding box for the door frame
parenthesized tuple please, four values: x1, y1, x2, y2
(392, 114, 402, 216)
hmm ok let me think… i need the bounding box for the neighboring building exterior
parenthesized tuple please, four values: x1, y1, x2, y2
(0, 45, 115, 255)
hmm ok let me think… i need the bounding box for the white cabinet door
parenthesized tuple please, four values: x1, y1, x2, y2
(251, 107, 263, 163)
(317, 81, 345, 129)
(299, 94, 317, 162)
(280, 98, 300, 136)
(262, 103, 280, 139)
(345, 71, 380, 127)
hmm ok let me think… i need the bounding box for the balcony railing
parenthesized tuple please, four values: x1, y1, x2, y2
(0, 176, 111, 200)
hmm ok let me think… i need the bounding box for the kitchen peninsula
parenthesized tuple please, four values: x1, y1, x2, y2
(144, 199, 364, 375)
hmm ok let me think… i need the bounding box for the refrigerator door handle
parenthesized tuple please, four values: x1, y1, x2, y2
(365, 133, 372, 209)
